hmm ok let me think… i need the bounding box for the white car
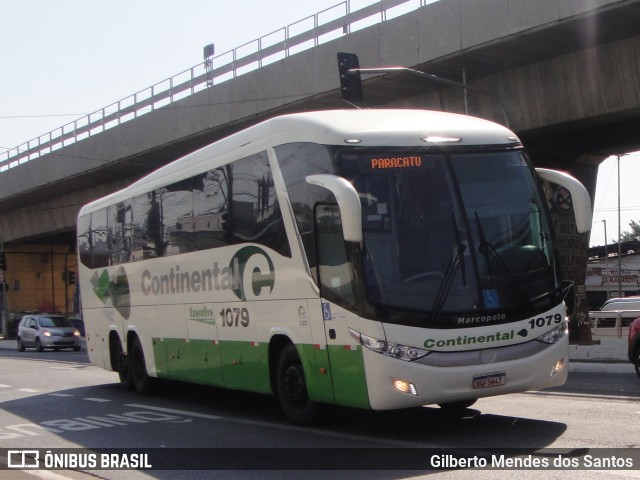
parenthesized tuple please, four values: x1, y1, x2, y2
(17, 314, 82, 352)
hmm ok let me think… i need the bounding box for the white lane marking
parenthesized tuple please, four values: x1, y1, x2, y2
(125, 403, 431, 448)
(6, 470, 78, 480)
(525, 390, 640, 402)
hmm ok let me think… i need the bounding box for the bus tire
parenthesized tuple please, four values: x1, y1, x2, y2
(113, 338, 134, 391)
(129, 336, 159, 395)
(438, 399, 477, 414)
(276, 344, 318, 425)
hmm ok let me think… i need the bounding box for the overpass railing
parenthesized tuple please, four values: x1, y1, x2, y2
(0, 0, 430, 173)
(589, 310, 639, 339)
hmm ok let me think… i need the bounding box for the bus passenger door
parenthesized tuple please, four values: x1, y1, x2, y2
(316, 205, 370, 409)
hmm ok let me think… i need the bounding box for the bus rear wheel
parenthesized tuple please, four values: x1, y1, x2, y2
(113, 339, 134, 391)
(276, 344, 318, 425)
(129, 336, 159, 395)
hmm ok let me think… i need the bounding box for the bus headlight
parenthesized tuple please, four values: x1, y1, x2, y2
(349, 328, 430, 361)
(536, 322, 568, 344)
(393, 379, 418, 396)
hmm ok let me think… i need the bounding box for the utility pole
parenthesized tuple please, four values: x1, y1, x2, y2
(617, 154, 623, 297)
(602, 220, 610, 298)
(0, 235, 8, 336)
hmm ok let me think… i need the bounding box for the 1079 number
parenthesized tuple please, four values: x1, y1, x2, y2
(529, 313, 562, 329)
(220, 307, 250, 327)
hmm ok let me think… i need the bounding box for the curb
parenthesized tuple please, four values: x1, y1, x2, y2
(568, 361, 635, 374)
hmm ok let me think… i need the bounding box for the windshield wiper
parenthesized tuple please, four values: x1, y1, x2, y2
(430, 214, 467, 322)
(474, 212, 532, 307)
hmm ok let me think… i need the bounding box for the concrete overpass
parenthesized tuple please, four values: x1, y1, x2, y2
(2, 0, 640, 319)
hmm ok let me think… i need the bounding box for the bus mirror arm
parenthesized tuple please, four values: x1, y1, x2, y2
(535, 168, 592, 233)
(305, 174, 363, 243)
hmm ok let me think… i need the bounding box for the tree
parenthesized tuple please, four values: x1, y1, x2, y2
(615, 220, 640, 243)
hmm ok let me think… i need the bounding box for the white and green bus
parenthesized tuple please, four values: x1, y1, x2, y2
(77, 109, 591, 423)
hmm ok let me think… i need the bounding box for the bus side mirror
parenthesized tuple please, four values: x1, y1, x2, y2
(535, 168, 592, 233)
(305, 174, 363, 243)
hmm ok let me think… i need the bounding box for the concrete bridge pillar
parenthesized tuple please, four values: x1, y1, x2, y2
(529, 152, 604, 342)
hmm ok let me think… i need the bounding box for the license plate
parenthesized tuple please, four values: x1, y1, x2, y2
(472, 372, 506, 389)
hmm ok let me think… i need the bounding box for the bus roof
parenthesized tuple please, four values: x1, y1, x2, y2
(79, 109, 519, 215)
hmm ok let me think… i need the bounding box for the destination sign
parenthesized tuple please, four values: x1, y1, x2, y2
(370, 155, 422, 169)
(361, 153, 437, 171)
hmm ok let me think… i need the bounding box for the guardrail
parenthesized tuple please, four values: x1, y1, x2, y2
(589, 310, 640, 338)
(0, 0, 429, 174)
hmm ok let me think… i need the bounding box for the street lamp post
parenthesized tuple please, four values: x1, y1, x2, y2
(0, 235, 6, 335)
(617, 154, 623, 297)
(602, 220, 610, 298)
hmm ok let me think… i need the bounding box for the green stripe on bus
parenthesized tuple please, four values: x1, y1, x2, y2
(152, 338, 270, 393)
(151, 338, 370, 409)
(326, 345, 370, 409)
(297, 343, 336, 405)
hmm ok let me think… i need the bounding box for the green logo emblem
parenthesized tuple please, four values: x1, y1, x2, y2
(91, 266, 131, 319)
(230, 246, 275, 301)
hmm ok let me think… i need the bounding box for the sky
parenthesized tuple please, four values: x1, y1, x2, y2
(1, 0, 639, 247)
(589, 153, 640, 247)
(0, 0, 358, 148)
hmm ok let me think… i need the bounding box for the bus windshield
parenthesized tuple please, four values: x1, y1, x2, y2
(338, 150, 558, 319)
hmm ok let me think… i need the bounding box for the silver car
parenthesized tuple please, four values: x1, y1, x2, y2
(17, 314, 82, 352)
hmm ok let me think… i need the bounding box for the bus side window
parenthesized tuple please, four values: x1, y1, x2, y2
(162, 177, 196, 256)
(193, 168, 230, 250)
(232, 153, 291, 257)
(130, 192, 162, 261)
(78, 214, 92, 268)
(315, 204, 356, 310)
(275, 143, 337, 278)
(109, 201, 133, 265)
(91, 208, 109, 268)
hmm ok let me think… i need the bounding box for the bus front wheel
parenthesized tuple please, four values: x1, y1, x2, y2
(276, 344, 318, 425)
(438, 399, 477, 414)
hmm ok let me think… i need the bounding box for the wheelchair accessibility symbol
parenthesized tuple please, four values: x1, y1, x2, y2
(322, 302, 332, 321)
(482, 290, 500, 309)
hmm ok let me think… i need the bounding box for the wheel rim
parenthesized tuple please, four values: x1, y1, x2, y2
(283, 364, 306, 406)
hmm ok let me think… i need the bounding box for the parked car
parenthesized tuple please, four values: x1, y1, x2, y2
(629, 316, 640, 379)
(601, 297, 640, 311)
(17, 314, 82, 352)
